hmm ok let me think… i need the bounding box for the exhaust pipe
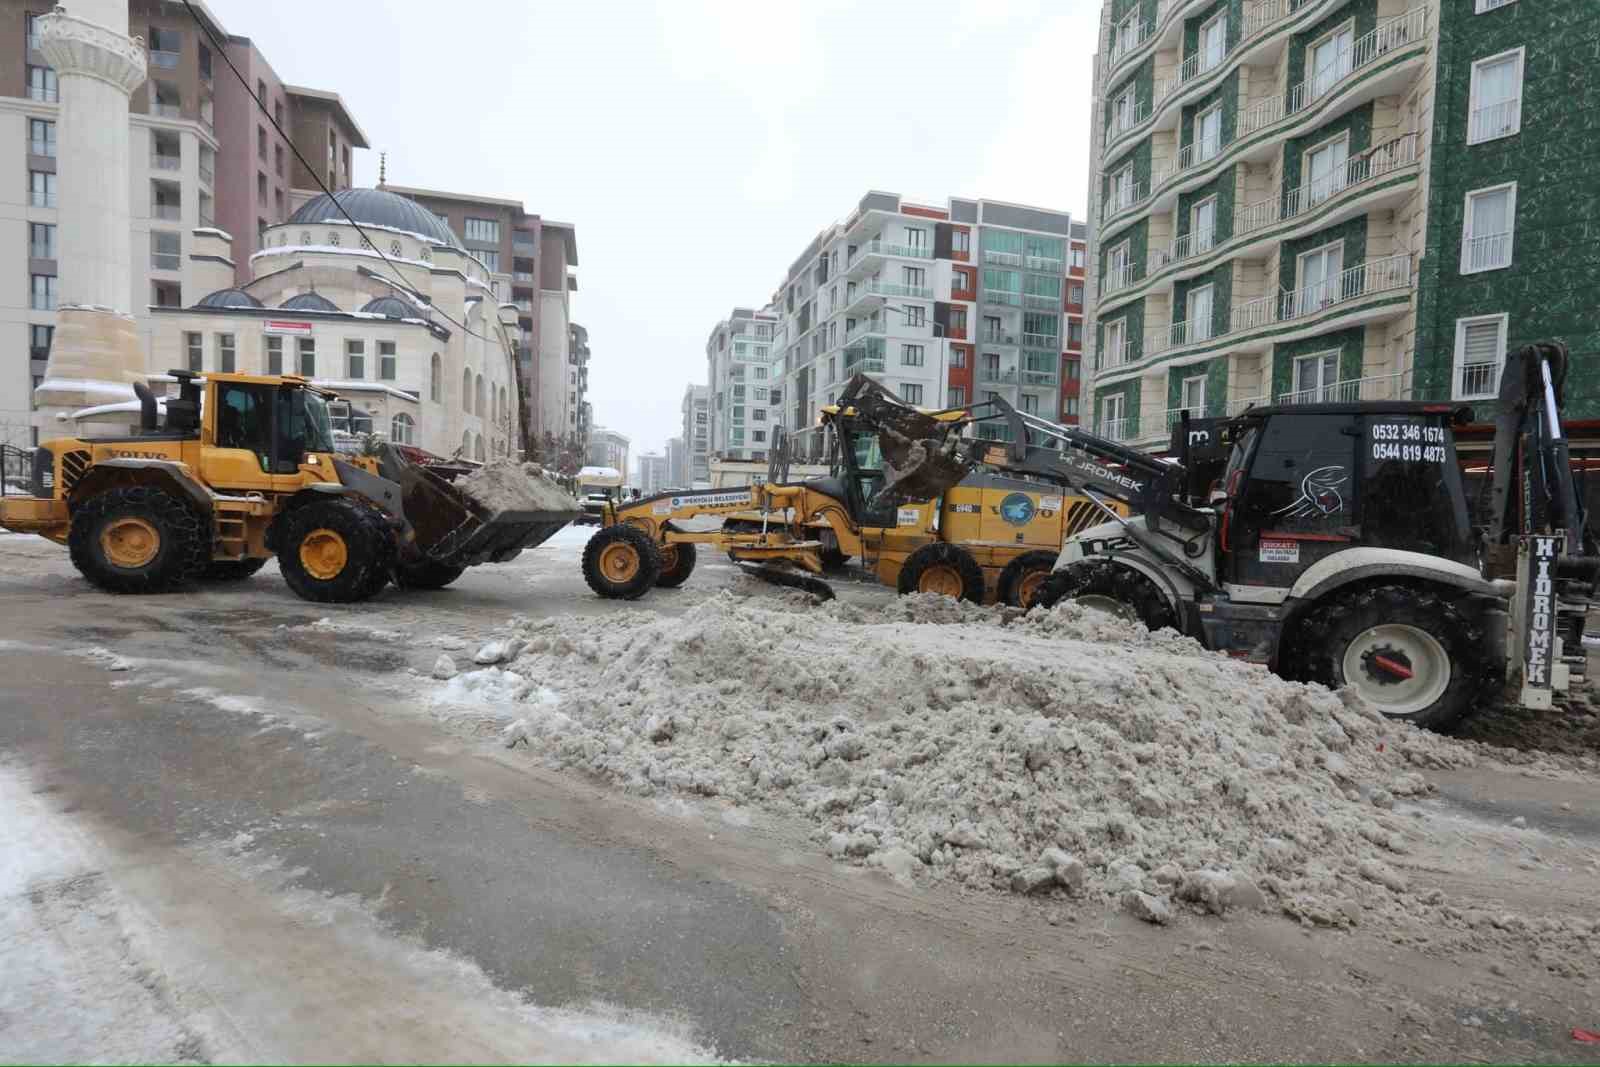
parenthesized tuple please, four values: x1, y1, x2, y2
(133, 380, 158, 431)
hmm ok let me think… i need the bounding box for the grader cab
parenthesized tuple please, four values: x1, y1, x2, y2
(0, 370, 576, 602)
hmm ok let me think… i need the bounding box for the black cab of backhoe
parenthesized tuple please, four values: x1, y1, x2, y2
(1215, 402, 1475, 588)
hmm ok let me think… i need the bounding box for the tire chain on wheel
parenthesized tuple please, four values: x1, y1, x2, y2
(582, 524, 662, 599)
(897, 541, 985, 602)
(1282, 583, 1492, 730)
(277, 496, 396, 603)
(997, 549, 1059, 608)
(68, 485, 209, 593)
(1030, 559, 1178, 631)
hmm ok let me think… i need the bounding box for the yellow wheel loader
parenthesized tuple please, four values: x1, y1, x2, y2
(581, 376, 1122, 604)
(0, 369, 578, 602)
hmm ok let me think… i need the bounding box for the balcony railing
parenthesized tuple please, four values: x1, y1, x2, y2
(1020, 332, 1058, 349)
(1282, 134, 1422, 221)
(1021, 368, 1058, 387)
(981, 330, 1017, 346)
(28, 85, 57, 103)
(1463, 231, 1512, 273)
(152, 154, 181, 174)
(513, 239, 537, 256)
(26, 33, 40, 51)
(152, 103, 182, 119)
(979, 367, 1019, 384)
(1098, 337, 1134, 371)
(1278, 253, 1413, 321)
(1106, 96, 1154, 141)
(513, 271, 534, 282)
(150, 49, 180, 69)
(1022, 292, 1060, 309)
(1469, 98, 1520, 143)
(152, 203, 181, 221)
(983, 249, 1023, 267)
(1278, 371, 1410, 405)
(1102, 262, 1138, 296)
(1286, 7, 1427, 114)
(1105, 2, 1166, 69)
(1025, 254, 1064, 272)
(863, 239, 934, 260)
(982, 289, 1022, 307)
(1157, 227, 1218, 269)
(1099, 417, 1135, 442)
(1458, 362, 1499, 399)
(1226, 395, 1268, 414)
(151, 252, 180, 271)
(866, 281, 932, 300)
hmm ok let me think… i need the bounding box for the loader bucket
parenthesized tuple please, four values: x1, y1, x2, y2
(848, 389, 973, 507)
(374, 446, 579, 568)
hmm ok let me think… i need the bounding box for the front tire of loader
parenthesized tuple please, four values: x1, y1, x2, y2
(1286, 584, 1486, 730)
(200, 557, 267, 582)
(68, 485, 207, 594)
(897, 542, 985, 602)
(583, 524, 662, 599)
(277, 497, 396, 603)
(393, 558, 466, 590)
(1030, 559, 1178, 631)
(998, 550, 1059, 609)
(655, 525, 698, 588)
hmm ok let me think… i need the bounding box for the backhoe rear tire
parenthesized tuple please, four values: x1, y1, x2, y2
(998, 550, 1059, 609)
(583, 524, 662, 599)
(1030, 559, 1178, 631)
(1285, 584, 1486, 731)
(69, 485, 207, 594)
(655, 526, 698, 588)
(394, 558, 466, 590)
(277, 497, 396, 603)
(898, 542, 984, 602)
(200, 557, 267, 582)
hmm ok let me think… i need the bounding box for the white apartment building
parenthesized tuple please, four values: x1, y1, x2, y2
(704, 307, 781, 463)
(680, 382, 709, 485)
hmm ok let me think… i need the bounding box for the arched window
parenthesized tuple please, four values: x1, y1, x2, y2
(390, 412, 414, 445)
(462, 367, 473, 413)
(474, 433, 485, 461)
(475, 373, 486, 423)
(429, 354, 441, 403)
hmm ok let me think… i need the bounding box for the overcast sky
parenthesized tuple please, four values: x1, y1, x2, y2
(208, 0, 1101, 460)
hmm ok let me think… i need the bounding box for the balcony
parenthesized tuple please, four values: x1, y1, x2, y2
(199, 215, 214, 229)
(1462, 231, 1512, 273)
(1020, 332, 1058, 349)
(151, 252, 180, 271)
(1101, 262, 1139, 297)
(1469, 99, 1520, 144)
(862, 238, 933, 260)
(152, 103, 182, 119)
(1021, 367, 1058, 387)
(1101, 6, 1429, 225)
(865, 280, 932, 300)
(1277, 370, 1410, 405)
(151, 203, 181, 221)
(513, 239, 537, 256)
(513, 299, 534, 315)
(513, 271, 535, 282)
(982, 289, 1022, 307)
(1023, 291, 1061, 310)
(150, 49, 180, 69)
(979, 367, 1019, 385)
(1099, 417, 1136, 442)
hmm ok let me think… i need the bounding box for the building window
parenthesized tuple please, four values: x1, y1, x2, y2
(29, 274, 56, 311)
(1071, 246, 1085, 269)
(949, 308, 968, 335)
(476, 374, 485, 419)
(430, 353, 442, 401)
(752, 408, 767, 422)
(948, 386, 966, 407)
(1110, 165, 1135, 212)
(29, 170, 56, 208)
(1307, 20, 1356, 101)
(1100, 393, 1126, 433)
(1069, 320, 1084, 347)
(184, 332, 203, 372)
(1020, 393, 1040, 415)
(1302, 134, 1351, 209)
(266, 336, 283, 374)
(1181, 374, 1207, 414)
(732, 405, 745, 421)
(1190, 196, 1219, 253)
(29, 223, 55, 260)
(952, 230, 970, 254)
(1292, 350, 1342, 402)
(1069, 283, 1084, 304)
(1454, 313, 1508, 399)
(28, 118, 55, 157)
(217, 333, 235, 373)
(26, 66, 57, 103)
(1186, 284, 1214, 343)
(1469, 49, 1524, 144)
(389, 413, 414, 445)
(462, 368, 473, 412)
(1065, 358, 1080, 380)
(1102, 318, 1126, 367)
(1112, 87, 1134, 134)
(902, 266, 927, 291)
(379, 341, 396, 380)
(30, 324, 53, 362)
(1064, 396, 1080, 416)
(151, 231, 180, 271)
(478, 250, 501, 273)
(464, 217, 500, 243)
(297, 337, 316, 377)
(257, 125, 267, 156)
(1198, 10, 1227, 73)
(1294, 242, 1344, 315)
(900, 383, 924, 405)
(901, 344, 925, 367)
(1194, 104, 1223, 163)
(1462, 183, 1516, 273)
(905, 227, 927, 251)
(949, 347, 966, 368)
(346, 339, 365, 379)
(902, 305, 926, 328)
(951, 269, 969, 295)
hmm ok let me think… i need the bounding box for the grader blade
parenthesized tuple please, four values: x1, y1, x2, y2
(737, 564, 837, 602)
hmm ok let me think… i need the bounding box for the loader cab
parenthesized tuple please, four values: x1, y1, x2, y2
(204, 373, 336, 479)
(827, 416, 899, 528)
(1219, 403, 1474, 589)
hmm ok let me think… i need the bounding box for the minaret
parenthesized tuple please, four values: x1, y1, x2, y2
(31, 2, 149, 435)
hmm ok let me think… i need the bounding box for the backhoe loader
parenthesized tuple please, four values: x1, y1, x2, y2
(0, 369, 577, 602)
(580, 377, 1121, 605)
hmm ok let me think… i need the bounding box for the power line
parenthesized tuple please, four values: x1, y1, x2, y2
(177, 0, 501, 346)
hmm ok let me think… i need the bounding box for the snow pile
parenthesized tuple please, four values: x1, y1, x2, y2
(430, 592, 1481, 920)
(455, 460, 577, 515)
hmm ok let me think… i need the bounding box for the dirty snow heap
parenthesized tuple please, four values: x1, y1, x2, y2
(455, 460, 577, 515)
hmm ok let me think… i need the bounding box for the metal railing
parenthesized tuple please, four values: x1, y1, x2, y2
(1106, 95, 1154, 142)
(1286, 7, 1426, 115)
(866, 281, 932, 300)
(979, 367, 1019, 384)
(151, 153, 181, 170)
(983, 289, 1022, 307)
(1022, 292, 1059, 309)
(1279, 252, 1413, 321)
(513, 240, 537, 256)
(1458, 362, 1499, 398)
(981, 330, 1017, 345)
(1102, 262, 1138, 296)
(1282, 133, 1421, 220)
(1462, 231, 1512, 272)
(863, 239, 933, 260)
(844, 357, 885, 374)
(1158, 226, 1218, 268)
(1226, 395, 1268, 414)
(199, 215, 214, 229)
(1025, 254, 1065, 272)
(1022, 368, 1058, 387)
(983, 249, 1023, 267)
(1469, 98, 1520, 143)
(1277, 370, 1410, 405)
(1097, 337, 1134, 370)
(1165, 404, 1223, 428)
(1099, 417, 1135, 442)
(1020, 332, 1058, 348)
(513, 271, 534, 282)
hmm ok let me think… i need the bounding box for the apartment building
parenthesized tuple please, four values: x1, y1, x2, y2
(749, 191, 1074, 452)
(1083, 0, 1597, 449)
(570, 322, 591, 442)
(1062, 221, 1089, 424)
(637, 452, 670, 497)
(0, 0, 364, 446)
(664, 436, 686, 489)
(680, 382, 709, 485)
(586, 427, 629, 477)
(704, 306, 781, 463)
(385, 183, 580, 449)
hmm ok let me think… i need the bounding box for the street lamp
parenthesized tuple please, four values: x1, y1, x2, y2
(881, 302, 948, 409)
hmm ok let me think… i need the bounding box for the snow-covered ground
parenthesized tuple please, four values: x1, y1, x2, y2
(0, 761, 726, 1064)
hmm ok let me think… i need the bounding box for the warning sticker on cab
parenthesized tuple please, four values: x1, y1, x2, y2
(1259, 538, 1300, 564)
(1040, 496, 1063, 511)
(897, 507, 921, 527)
(652, 502, 673, 515)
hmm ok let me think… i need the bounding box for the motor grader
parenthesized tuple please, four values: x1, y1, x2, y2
(0, 369, 576, 602)
(580, 376, 1120, 605)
